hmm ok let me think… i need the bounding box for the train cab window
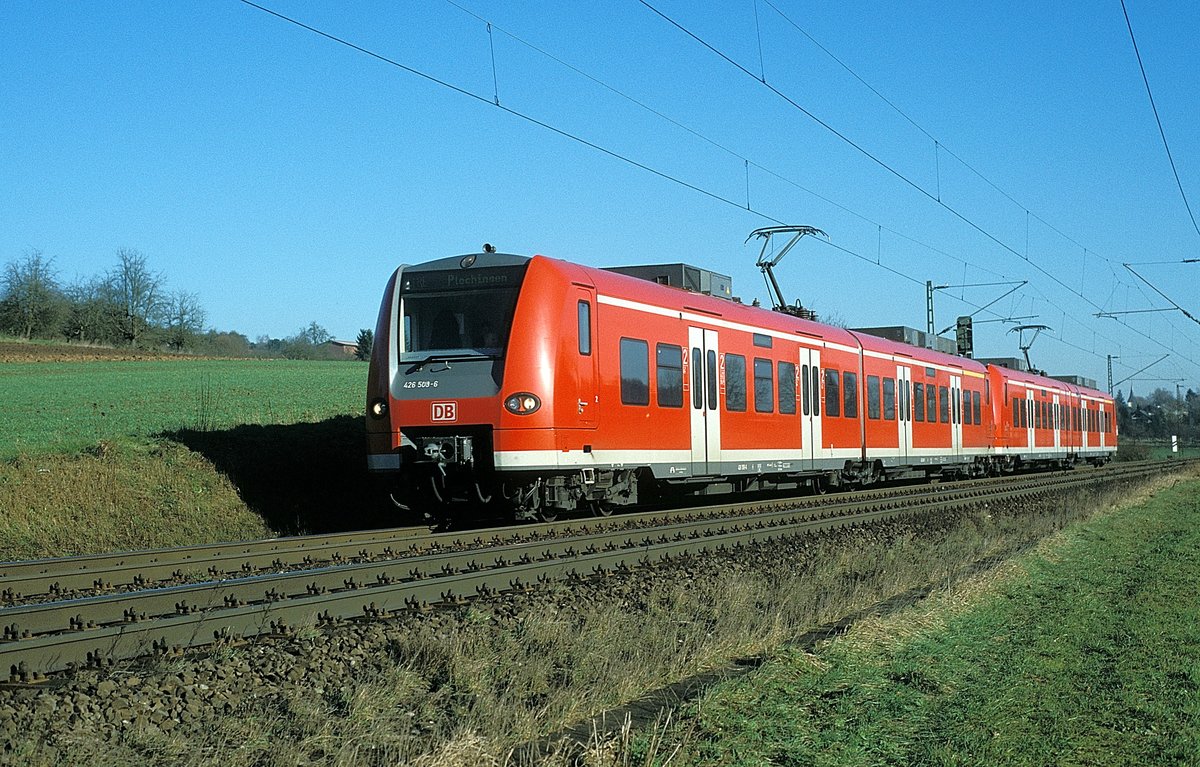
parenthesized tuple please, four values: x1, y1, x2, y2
(824, 368, 840, 417)
(867, 375, 881, 419)
(972, 391, 981, 425)
(656, 344, 683, 408)
(725, 354, 747, 412)
(883, 378, 896, 420)
(914, 382, 925, 422)
(779, 362, 797, 415)
(754, 358, 774, 413)
(399, 262, 527, 358)
(619, 338, 650, 406)
(801, 364, 811, 416)
(843, 372, 858, 418)
(577, 301, 591, 355)
(938, 386, 950, 423)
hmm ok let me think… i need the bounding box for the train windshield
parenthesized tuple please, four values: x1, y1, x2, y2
(399, 264, 527, 360)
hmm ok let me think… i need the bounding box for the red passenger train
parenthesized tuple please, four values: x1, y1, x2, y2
(366, 250, 1116, 521)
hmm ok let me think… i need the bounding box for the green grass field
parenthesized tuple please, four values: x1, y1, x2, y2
(0, 357, 381, 558)
(0, 358, 365, 460)
(659, 476, 1200, 766)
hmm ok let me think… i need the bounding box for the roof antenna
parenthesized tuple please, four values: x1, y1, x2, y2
(746, 225, 827, 319)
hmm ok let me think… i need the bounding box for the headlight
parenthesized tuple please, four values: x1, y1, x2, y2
(369, 398, 389, 418)
(504, 392, 541, 415)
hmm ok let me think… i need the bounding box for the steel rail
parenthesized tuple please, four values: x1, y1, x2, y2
(0, 461, 1171, 601)
(0, 463, 1179, 682)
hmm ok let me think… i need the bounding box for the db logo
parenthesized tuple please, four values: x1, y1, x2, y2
(431, 401, 458, 422)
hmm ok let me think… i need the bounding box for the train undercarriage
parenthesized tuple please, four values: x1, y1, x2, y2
(388, 428, 1109, 525)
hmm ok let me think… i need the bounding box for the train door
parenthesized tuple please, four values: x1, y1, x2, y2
(800, 347, 823, 469)
(1026, 391, 1036, 451)
(688, 327, 721, 474)
(1099, 404, 1107, 449)
(1081, 401, 1089, 450)
(896, 364, 912, 462)
(950, 374, 963, 456)
(574, 288, 597, 429)
(1052, 393, 1061, 452)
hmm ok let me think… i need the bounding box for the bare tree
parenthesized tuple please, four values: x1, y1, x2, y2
(107, 248, 165, 347)
(62, 276, 118, 343)
(163, 290, 208, 350)
(0, 249, 64, 339)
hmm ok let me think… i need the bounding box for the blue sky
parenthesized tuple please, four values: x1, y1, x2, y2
(2, 1, 1197, 392)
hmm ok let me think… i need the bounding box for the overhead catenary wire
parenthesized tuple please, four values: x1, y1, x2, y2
(1120, 0, 1200, 240)
(442, 0, 1015, 284)
(446, 0, 1172, 360)
(636, 0, 1200, 371)
(636, 1, 1158, 313)
(237, 0, 1199, 379)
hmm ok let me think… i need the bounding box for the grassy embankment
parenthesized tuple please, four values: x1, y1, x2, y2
(0, 353, 375, 559)
(647, 474, 1200, 766)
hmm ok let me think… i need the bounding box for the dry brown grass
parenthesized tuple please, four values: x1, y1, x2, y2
(0, 439, 271, 560)
(9, 471, 1192, 766)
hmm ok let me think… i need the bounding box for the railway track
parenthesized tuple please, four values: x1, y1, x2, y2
(0, 460, 1187, 682)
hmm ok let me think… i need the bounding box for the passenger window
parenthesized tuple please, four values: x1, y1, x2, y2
(801, 363, 810, 416)
(867, 375, 881, 419)
(779, 362, 797, 415)
(656, 344, 683, 408)
(843, 372, 858, 418)
(577, 301, 591, 355)
(824, 368, 840, 417)
(972, 391, 981, 425)
(725, 354, 747, 412)
(962, 390, 970, 426)
(754, 358, 774, 413)
(706, 350, 718, 410)
(927, 384, 938, 423)
(812, 366, 821, 416)
(883, 378, 896, 421)
(914, 382, 925, 422)
(939, 386, 949, 423)
(619, 338, 649, 406)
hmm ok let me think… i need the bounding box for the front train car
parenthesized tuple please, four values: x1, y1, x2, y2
(366, 251, 611, 521)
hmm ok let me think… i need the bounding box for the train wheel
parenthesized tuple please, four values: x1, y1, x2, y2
(590, 500, 614, 517)
(538, 509, 559, 523)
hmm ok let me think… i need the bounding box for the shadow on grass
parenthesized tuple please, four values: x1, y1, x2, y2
(162, 415, 397, 535)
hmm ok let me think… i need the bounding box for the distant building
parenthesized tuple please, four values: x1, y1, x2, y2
(327, 339, 358, 357)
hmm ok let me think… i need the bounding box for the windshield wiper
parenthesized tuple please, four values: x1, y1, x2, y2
(405, 353, 495, 373)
